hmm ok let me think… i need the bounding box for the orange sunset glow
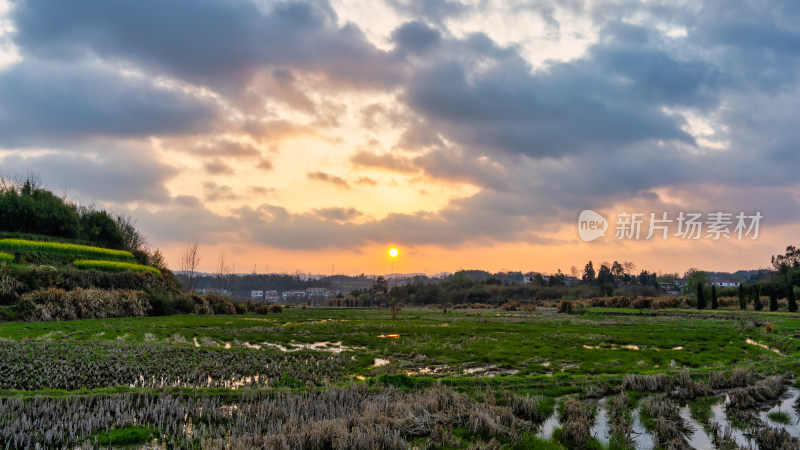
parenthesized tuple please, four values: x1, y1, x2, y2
(1, 0, 797, 278)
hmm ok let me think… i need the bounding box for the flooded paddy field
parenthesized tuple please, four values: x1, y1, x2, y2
(1, 306, 800, 448)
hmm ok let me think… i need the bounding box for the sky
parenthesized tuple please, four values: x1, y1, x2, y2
(1, 0, 799, 276)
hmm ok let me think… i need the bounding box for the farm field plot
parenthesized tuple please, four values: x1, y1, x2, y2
(1, 307, 799, 448)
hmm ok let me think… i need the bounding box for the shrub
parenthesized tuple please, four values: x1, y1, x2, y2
(0, 252, 13, 264)
(17, 288, 150, 322)
(233, 302, 247, 314)
(0, 239, 135, 263)
(0, 273, 22, 305)
(192, 293, 212, 315)
(501, 300, 520, 311)
(173, 294, 197, 314)
(651, 296, 684, 309)
(557, 300, 573, 314)
(590, 296, 633, 308)
(253, 304, 271, 314)
(631, 297, 653, 310)
(271, 304, 283, 313)
(590, 298, 607, 307)
(74, 259, 159, 275)
(205, 293, 236, 315)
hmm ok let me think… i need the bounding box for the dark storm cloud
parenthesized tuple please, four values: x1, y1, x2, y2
(0, 150, 176, 203)
(391, 21, 442, 54)
(403, 27, 712, 159)
(0, 60, 218, 146)
(5, 0, 800, 252)
(10, 0, 405, 91)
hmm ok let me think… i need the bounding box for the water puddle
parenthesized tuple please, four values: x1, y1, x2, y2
(760, 387, 800, 436)
(631, 407, 655, 449)
(378, 334, 400, 338)
(463, 365, 519, 376)
(679, 405, 714, 449)
(240, 340, 362, 353)
(372, 358, 390, 367)
(591, 398, 610, 446)
(406, 365, 450, 376)
(538, 410, 559, 440)
(582, 344, 641, 350)
(746, 338, 783, 355)
(710, 401, 752, 446)
(193, 337, 200, 348)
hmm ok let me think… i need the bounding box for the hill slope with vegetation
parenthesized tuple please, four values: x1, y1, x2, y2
(0, 176, 254, 321)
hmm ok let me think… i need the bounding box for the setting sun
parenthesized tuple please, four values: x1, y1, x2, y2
(388, 248, 399, 258)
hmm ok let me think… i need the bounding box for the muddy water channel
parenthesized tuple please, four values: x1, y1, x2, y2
(536, 388, 800, 449)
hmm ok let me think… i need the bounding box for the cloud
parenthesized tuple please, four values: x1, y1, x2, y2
(203, 158, 234, 175)
(255, 158, 274, 171)
(0, 60, 218, 146)
(5, 0, 800, 264)
(203, 182, 239, 202)
(307, 171, 351, 189)
(350, 151, 418, 173)
(0, 148, 176, 203)
(385, 0, 469, 23)
(190, 139, 261, 158)
(355, 176, 378, 186)
(391, 21, 441, 54)
(10, 0, 406, 93)
(311, 207, 364, 222)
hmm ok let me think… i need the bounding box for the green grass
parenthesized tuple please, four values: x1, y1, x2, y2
(767, 410, 792, 424)
(0, 251, 12, 264)
(0, 307, 797, 377)
(93, 425, 155, 445)
(0, 305, 799, 447)
(73, 259, 159, 274)
(689, 395, 720, 430)
(0, 238, 135, 263)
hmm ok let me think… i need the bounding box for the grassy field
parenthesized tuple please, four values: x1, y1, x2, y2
(0, 238, 136, 263)
(73, 259, 160, 274)
(1, 306, 797, 387)
(1, 306, 799, 447)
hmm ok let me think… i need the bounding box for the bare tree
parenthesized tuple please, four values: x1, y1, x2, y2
(570, 265, 579, 278)
(179, 236, 201, 292)
(114, 212, 148, 252)
(623, 261, 636, 277)
(216, 249, 234, 295)
(389, 295, 402, 320)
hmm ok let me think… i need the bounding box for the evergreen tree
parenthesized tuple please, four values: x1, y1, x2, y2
(769, 292, 779, 312)
(711, 284, 718, 310)
(753, 285, 763, 311)
(697, 282, 706, 310)
(789, 281, 798, 313)
(739, 284, 746, 310)
(582, 261, 596, 283)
